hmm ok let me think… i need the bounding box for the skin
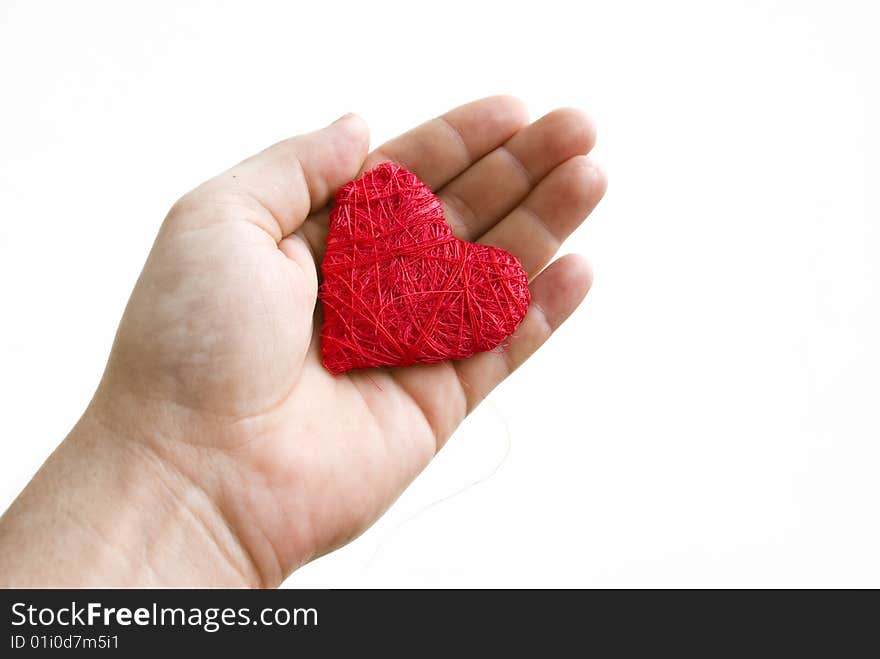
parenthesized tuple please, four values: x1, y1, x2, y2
(0, 97, 606, 587)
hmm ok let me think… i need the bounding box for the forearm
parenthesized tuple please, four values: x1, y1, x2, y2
(0, 406, 258, 588)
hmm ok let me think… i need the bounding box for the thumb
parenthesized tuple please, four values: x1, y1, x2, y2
(219, 113, 370, 238)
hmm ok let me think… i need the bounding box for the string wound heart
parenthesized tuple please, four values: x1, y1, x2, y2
(319, 162, 530, 375)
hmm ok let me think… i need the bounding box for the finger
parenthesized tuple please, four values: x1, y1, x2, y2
(479, 156, 607, 278)
(386, 254, 593, 448)
(214, 114, 370, 239)
(363, 95, 529, 190)
(452, 254, 593, 414)
(439, 108, 597, 240)
(298, 96, 530, 263)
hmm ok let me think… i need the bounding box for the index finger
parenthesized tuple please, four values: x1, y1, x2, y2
(363, 95, 530, 190)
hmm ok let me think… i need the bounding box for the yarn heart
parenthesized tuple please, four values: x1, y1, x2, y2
(319, 162, 530, 375)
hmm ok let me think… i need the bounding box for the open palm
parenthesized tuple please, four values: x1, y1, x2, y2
(101, 97, 606, 586)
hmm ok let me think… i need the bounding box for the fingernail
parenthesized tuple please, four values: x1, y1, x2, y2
(333, 112, 355, 125)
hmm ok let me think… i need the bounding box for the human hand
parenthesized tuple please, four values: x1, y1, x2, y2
(0, 97, 605, 587)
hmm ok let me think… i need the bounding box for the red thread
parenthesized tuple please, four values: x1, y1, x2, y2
(319, 162, 530, 375)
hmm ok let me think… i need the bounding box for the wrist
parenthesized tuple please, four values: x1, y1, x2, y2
(0, 401, 261, 587)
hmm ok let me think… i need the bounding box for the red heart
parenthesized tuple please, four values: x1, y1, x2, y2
(319, 162, 530, 375)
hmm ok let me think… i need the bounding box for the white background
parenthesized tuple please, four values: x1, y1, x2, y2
(1, 0, 878, 587)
